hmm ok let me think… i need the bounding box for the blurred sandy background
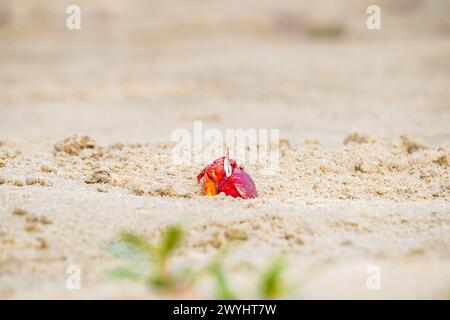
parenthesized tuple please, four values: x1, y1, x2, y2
(0, 0, 449, 299)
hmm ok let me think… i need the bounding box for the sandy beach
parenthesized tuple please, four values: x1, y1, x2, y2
(0, 0, 449, 299)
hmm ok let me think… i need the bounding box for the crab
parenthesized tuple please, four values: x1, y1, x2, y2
(197, 154, 258, 199)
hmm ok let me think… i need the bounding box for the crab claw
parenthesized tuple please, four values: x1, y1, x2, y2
(197, 156, 237, 196)
(218, 169, 258, 199)
(202, 174, 218, 196)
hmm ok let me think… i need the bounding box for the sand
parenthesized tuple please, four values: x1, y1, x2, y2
(0, 0, 450, 299)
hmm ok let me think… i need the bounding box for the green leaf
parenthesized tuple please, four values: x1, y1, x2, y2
(158, 226, 184, 258)
(120, 232, 154, 256)
(109, 267, 145, 281)
(105, 241, 142, 260)
(260, 258, 285, 299)
(148, 273, 175, 291)
(211, 263, 235, 300)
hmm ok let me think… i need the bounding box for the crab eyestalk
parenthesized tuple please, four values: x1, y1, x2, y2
(224, 156, 232, 178)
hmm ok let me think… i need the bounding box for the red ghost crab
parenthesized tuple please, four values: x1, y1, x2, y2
(197, 154, 258, 199)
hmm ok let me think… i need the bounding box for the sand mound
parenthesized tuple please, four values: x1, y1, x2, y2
(261, 135, 449, 201)
(46, 134, 449, 201)
(1, 134, 448, 202)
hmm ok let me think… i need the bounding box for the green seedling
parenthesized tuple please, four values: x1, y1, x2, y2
(107, 225, 186, 291)
(149, 225, 184, 289)
(107, 225, 296, 299)
(109, 266, 146, 282)
(207, 247, 235, 300)
(259, 258, 287, 299)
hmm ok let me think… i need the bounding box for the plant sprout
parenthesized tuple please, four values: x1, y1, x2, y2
(259, 258, 286, 299)
(106, 225, 294, 299)
(107, 225, 185, 291)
